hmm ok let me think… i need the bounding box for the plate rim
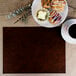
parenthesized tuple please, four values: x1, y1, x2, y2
(31, 0, 68, 28)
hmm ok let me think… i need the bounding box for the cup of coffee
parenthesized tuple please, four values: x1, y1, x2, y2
(61, 19, 76, 44)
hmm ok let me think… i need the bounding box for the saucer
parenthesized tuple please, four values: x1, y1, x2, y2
(61, 19, 76, 44)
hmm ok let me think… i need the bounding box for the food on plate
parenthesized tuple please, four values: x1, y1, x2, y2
(36, 9, 48, 21)
(48, 10, 62, 24)
(50, 0, 66, 12)
(36, 0, 65, 24)
(41, 0, 66, 12)
(41, 0, 51, 9)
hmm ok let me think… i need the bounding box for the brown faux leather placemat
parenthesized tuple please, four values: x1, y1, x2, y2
(3, 27, 65, 73)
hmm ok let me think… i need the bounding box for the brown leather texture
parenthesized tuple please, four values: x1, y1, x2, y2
(3, 27, 65, 73)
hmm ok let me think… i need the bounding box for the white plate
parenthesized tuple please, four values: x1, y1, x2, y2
(31, 0, 68, 28)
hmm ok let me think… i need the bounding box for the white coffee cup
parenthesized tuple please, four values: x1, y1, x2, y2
(61, 19, 76, 44)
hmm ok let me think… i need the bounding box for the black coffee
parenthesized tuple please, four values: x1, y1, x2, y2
(69, 24, 76, 38)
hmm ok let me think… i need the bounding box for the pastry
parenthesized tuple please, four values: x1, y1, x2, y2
(51, 0, 66, 12)
(48, 10, 62, 24)
(36, 9, 48, 21)
(41, 0, 51, 9)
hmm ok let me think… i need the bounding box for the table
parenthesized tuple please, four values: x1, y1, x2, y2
(0, 0, 76, 76)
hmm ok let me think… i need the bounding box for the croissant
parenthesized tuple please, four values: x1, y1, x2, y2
(41, 0, 51, 9)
